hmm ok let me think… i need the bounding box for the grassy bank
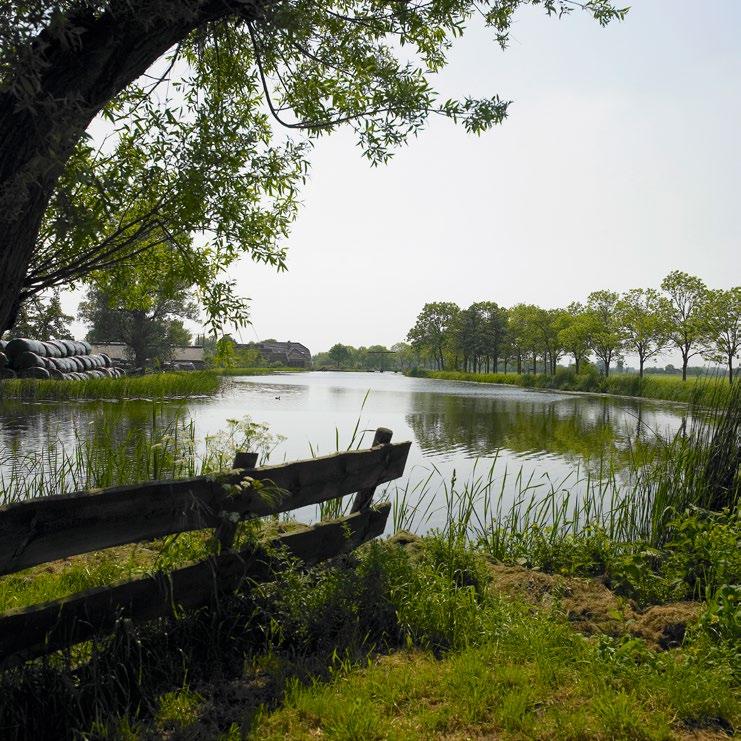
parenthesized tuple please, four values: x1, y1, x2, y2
(0, 370, 221, 401)
(408, 367, 732, 405)
(0, 517, 736, 739)
(0, 389, 737, 738)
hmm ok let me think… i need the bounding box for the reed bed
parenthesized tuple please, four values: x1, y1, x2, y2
(385, 380, 739, 552)
(0, 371, 220, 401)
(409, 368, 732, 406)
(0, 405, 282, 505)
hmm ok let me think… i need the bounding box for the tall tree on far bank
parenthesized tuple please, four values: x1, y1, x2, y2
(557, 303, 591, 374)
(407, 303, 460, 371)
(327, 343, 351, 369)
(80, 286, 196, 369)
(0, 1, 626, 333)
(616, 288, 669, 378)
(585, 290, 624, 377)
(702, 287, 741, 383)
(661, 271, 709, 381)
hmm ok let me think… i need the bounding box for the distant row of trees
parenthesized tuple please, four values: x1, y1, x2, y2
(313, 344, 399, 371)
(404, 272, 740, 382)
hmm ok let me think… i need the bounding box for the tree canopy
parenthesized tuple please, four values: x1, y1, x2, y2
(0, 0, 626, 332)
(403, 272, 741, 382)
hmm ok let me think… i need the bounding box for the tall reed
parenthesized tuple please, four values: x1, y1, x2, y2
(384, 381, 739, 552)
(0, 405, 282, 505)
(0, 371, 220, 401)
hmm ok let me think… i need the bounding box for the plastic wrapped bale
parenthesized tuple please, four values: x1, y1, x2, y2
(22, 367, 50, 380)
(42, 341, 62, 358)
(60, 339, 76, 356)
(100, 353, 112, 368)
(5, 338, 46, 360)
(0, 368, 16, 379)
(49, 368, 64, 380)
(0, 351, 7, 369)
(15, 351, 45, 371)
(48, 339, 68, 357)
(74, 341, 89, 356)
(80, 340, 92, 355)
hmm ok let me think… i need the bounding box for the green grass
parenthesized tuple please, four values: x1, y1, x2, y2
(0, 370, 221, 401)
(2, 534, 733, 739)
(409, 368, 732, 406)
(254, 614, 736, 740)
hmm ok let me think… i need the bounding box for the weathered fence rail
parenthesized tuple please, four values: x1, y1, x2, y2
(0, 427, 410, 669)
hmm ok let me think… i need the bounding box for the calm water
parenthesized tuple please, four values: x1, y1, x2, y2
(0, 372, 692, 528)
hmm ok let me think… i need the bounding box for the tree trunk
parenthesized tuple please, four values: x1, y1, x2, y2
(639, 356, 644, 378)
(574, 356, 580, 374)
(0, 1, 243, 332)
(729, 356, 734, 384)
(682, 350, 689, 381)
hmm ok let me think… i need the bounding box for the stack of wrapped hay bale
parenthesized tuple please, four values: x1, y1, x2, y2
(0, 338, 125, 380)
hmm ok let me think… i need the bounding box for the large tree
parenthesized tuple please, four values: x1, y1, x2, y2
(660, 271, 709, 381)
(702, 287, 741, 383)
(585, 290, 624, 377)
(616, 288, 669, 378)
(0, 1, 626, 333)
(407, 301, 460, 370)
(557, 302, 590, 374)
(79, 250, 199, 367)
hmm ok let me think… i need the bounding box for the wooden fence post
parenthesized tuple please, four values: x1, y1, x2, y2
(215, 451, 259, 550)
(350, 428, 392, 513)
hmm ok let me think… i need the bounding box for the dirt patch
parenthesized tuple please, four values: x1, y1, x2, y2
(484, 562, 701, 649)
(631, 602, 702, 649)
(387, 534, 701, 650)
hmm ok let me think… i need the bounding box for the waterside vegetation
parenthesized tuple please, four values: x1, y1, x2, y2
(0, 370, 221, 401)
(408, 367, 734, 406)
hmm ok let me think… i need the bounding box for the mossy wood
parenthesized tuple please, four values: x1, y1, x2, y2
(0, 438, 410, 575)
(0, 504, 391, 669)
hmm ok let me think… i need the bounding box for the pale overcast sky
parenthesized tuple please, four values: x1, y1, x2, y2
(68, 1, 740, 364)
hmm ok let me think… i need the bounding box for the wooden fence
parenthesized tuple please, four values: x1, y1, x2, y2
(0, 427, 410, 669)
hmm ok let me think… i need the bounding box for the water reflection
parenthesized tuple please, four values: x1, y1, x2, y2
(404, 390, 681, 471)
(0, 373, 694, 514)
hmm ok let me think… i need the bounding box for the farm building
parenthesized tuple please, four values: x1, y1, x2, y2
(239, 340, 311, 368)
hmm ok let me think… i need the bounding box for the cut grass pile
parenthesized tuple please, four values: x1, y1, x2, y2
(0, 370, 221, 401)
(409, 368, 732, 406)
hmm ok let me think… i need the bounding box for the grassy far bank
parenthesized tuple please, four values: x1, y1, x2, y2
(0, 366, 306, 402)
(408, 368, 732, 406)
(0, 370, 221, 401)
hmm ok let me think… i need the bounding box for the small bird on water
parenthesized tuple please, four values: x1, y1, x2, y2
(275, 396, 281, 400)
